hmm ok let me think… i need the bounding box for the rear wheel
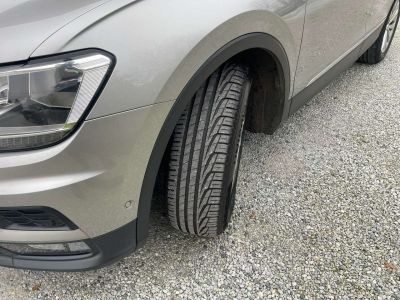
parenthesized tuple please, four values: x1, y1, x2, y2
(167, 63, 251, 237)
(359, 0, 400, 64)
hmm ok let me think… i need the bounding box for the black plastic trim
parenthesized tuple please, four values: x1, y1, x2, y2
(136, 33, 291, 247)
(0, 219, 136, 272)
(0, 48, 116, 153)
(0, 206, 78, 231)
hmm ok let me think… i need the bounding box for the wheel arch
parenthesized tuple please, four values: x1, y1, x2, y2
(136, 32, 291, 246)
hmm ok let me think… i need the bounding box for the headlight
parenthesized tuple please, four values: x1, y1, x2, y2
(0, 51, 113, 151)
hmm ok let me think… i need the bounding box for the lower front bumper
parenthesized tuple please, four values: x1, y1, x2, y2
(0, 219, 136, 271)
(0, 101, 174, 271)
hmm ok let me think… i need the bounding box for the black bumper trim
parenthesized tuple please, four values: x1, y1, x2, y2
(0, 219, 137, 272)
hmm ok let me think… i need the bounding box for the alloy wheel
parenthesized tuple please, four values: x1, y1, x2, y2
(382, 0, 400, 53)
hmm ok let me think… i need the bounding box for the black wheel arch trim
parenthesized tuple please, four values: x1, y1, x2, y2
(136, 32, 291, 246)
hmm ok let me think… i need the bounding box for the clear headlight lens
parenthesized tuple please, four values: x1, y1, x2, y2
(0, 52, 113, 151)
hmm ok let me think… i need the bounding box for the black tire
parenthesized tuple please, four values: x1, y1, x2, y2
(359, 0, 400, 64)
(167, 63, 251, 237)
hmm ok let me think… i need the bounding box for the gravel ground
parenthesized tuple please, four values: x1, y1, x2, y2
(1, 33, 399, 300)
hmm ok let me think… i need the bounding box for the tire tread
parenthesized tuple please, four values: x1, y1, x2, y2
(167, 63, 249, 236)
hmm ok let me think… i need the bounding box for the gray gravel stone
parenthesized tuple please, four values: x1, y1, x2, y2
(1, 33, 399, 300)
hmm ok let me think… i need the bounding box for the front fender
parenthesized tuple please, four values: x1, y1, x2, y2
(32, 0, 305, 118)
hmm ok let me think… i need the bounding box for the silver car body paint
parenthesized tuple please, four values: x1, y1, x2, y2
(0, 101, 173, 239)
(367, 0, 395, 32)
(33, 0, 307, 117)
(293, 0, 393, 94)
(0, 0, 110, 63)
(0, 0, 395, 244)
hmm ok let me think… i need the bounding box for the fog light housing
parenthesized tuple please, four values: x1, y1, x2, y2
(0, 241, 91, 256)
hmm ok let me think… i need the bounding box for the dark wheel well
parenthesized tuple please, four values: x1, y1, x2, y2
(137, 33, 290, 246)
(236, 49, 286, 134)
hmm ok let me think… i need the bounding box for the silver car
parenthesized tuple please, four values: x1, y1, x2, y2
(0, 0, 398, 271)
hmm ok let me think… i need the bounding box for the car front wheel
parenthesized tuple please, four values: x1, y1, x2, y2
(167, 63, 251, 237)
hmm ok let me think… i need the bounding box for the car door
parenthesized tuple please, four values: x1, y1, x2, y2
(293, 0, 369, 95)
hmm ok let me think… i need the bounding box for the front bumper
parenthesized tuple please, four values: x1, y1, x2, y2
(0, 219, 136, 271)
(0, 101, 173, 270)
